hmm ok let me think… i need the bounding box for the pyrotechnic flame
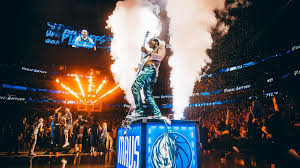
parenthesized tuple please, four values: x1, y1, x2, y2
(96, 78, 107, 94)
(56, 75, 119, 105)
(88, 71, 94, 93)
(56, 79, 84, 103)
(92, 84, 120, 104)
(75, 75, 85, 97)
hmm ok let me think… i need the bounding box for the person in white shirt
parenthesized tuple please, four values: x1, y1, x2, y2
(62, 108, 72, 148)
(29, 118, 44, 156)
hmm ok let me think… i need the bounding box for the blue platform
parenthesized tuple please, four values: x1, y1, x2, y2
(116, 119, 200, 168)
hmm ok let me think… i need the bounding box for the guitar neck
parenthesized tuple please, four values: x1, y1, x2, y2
(139, 31, 149, 62)
(141, 37, 147, 58)
(142, 38, 147, 48)
(142, 31, 149, 48)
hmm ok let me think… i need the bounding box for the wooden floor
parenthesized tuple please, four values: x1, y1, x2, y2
(0, 150, 299, 168)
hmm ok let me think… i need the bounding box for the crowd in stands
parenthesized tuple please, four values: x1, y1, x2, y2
(0, 107, 122, 156)
(190, 96, 300, 167)
(0, 95, 299, 167)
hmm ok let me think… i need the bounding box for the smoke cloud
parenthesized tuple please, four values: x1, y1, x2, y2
(106, 0, 162, 106)
(166, 0, 251, 119)
(106, 0, 250, 118)
(166, 0, 228, 119)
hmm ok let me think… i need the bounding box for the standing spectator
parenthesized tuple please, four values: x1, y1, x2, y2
(106, 131, 113, 152)
(62, 108, 72, 148)
(19, 117, 27, 152)
(251, 99, 263, 121)
(112, 127, 118, 151)
(99, 122, 107, 155)
(200, 124, 209, 153)
(89, 119, 98, 154)
(23, 121, 31, 152)
(58, 111, 65, 147)
(29, 118, 44, 156)
(97, 122, 102, 152)
(216, 110, 233, 163)
(51, 107, 62, 151)
(7, 122, 18, 155)
(73, 115, 88, 153)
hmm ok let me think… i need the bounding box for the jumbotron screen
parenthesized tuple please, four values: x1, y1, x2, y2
(44, 22, 111, 52)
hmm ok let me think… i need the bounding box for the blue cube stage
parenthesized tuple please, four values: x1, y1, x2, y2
(117, 119, 200, 168)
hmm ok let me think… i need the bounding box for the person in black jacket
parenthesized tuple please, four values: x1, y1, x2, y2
(73, 115, 88, 153)
(98, 122, 107, 155)
(89, 119, 98, 154)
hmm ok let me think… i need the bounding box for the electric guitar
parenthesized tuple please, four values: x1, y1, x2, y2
(136, 31, 150, 76)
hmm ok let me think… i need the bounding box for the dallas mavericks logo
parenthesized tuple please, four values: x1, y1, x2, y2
(151, 132, 193, 168)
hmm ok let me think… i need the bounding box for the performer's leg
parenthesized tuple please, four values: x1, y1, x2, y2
(106, 137, 109, 151)
(109, 137, 113, 150)
(29, 134, 37, 154)
(63, 125, 71, 147)
(78, 135, 83, 153)
(132, 77, 144, 113)
(144, 82, 161, 116)
(131, 67, 153, 114)
(79, 144, 82, 153)
(63, 129, 69, 147)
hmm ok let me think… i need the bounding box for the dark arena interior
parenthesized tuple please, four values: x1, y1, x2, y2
(0, 0, 300, 168)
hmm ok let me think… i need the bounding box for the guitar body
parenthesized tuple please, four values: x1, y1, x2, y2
(136, 54, 150, 76)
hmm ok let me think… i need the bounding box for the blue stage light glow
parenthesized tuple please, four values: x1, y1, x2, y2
(200, 92, 209, 96)
(146, 123, 198, 168)
(117, 121, 199, 168)
(117, 124, 141, 168)
(202, 44, 299, 78)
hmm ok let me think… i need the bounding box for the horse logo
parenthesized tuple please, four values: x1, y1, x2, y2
(151, 131, 193, 168)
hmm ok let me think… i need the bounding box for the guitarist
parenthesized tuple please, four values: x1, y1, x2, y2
(130, 38, 166, 118)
